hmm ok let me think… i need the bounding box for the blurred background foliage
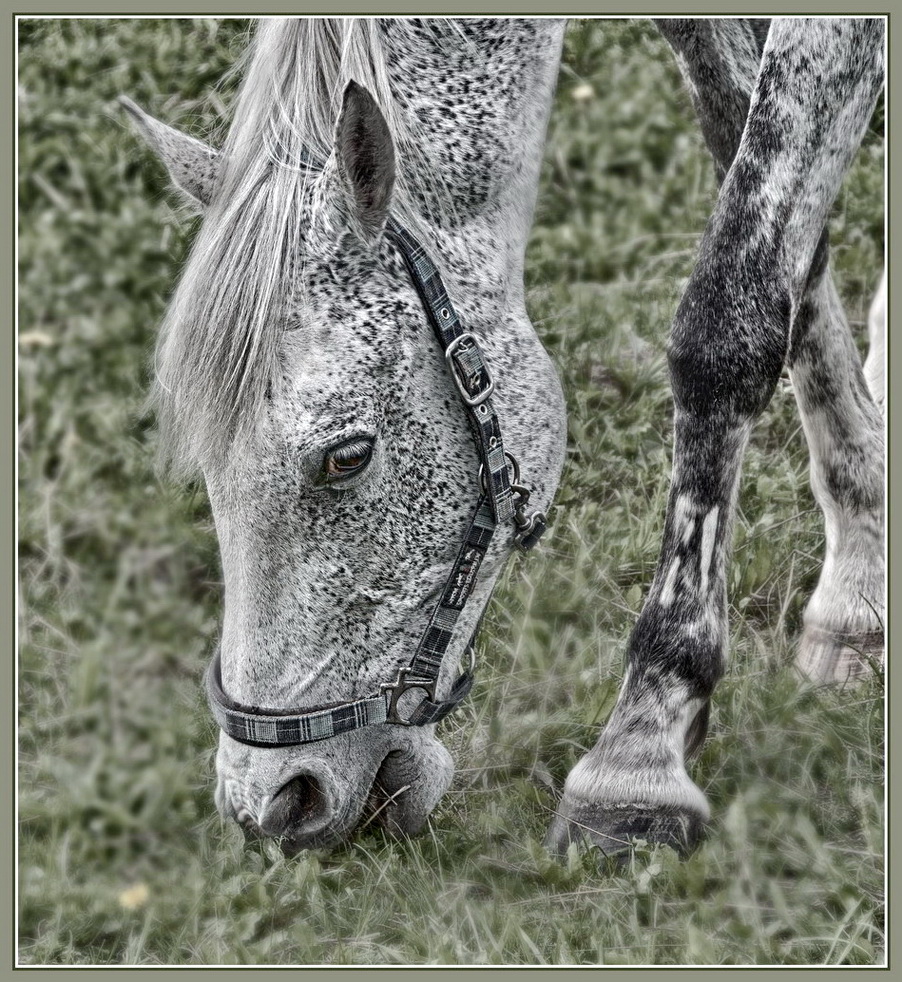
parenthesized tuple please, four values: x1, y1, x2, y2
(18, 18, 884, 965)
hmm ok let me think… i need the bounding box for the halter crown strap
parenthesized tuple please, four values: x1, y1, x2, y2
(205, 149, 546, 747)
(386, 219, 516, 526)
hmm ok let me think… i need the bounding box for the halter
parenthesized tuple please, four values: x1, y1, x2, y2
(205, 154, 547, 747)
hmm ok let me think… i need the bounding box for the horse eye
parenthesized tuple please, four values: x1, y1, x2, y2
(323, 439, 374, 481)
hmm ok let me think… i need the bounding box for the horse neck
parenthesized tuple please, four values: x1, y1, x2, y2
(381, 19, 565, 314)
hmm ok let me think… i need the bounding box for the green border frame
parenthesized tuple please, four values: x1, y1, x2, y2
(10, 5, 894, 979)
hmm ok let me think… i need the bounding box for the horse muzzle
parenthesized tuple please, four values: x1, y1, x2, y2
(215, 725, 454, 854)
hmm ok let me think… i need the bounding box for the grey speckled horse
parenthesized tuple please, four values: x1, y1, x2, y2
(123, 17, 885, 859)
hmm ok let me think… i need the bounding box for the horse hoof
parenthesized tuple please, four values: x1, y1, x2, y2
(544, 799, 706, 862)
(796, 626, 883, 685)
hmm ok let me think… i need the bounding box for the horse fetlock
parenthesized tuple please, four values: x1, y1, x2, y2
(797, 530, 884, 684)
(794, 510, 884, 684)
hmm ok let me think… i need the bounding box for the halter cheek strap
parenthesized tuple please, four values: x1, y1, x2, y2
(204, 172, 547, 747)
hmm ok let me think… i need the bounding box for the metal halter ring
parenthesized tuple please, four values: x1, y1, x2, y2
(380, 645, 477, 725)
(477, 450, 521, 496)
(381, 667, 438, 725)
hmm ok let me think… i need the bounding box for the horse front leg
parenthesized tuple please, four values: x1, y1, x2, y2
(547, 18, 884, 859)
(546, 294, 762, 857)
(658, 18, 886, 685)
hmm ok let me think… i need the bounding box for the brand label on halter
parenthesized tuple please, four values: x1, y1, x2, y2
(446, 545, 485, 610)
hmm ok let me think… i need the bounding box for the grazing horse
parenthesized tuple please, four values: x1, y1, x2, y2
(122, 17, 885, 859)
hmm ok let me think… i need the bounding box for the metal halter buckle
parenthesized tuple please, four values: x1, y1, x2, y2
(445, 332, 495, 407)
(381, 667, 438, 725)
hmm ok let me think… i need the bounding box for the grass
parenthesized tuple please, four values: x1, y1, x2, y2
(18, 18, 884, 966)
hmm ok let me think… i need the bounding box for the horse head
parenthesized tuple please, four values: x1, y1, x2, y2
(123, 24, 568, 853)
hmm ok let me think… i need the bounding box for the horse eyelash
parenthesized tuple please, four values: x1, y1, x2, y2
(332, 438, 373, 461)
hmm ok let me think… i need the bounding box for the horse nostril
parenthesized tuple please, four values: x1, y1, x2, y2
(259, 773, 331, 840)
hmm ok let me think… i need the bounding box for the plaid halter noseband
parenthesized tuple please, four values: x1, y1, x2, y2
(205, 153, 547, 747)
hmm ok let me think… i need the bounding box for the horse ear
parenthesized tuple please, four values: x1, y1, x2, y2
(334, 81, 396, 240)
(119, 96, 219, 208)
